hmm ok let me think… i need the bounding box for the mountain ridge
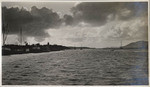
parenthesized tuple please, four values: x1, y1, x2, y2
(123, 41, 148, 49)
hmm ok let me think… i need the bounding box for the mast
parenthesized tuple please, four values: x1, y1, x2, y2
(74, 32, 78, 49)
(20, 28, 23, 45)
(2, 24, 5, 46)
(80, 30, 84, 50)
(120, 40, 122, 48)
(2, 24, 9, 46)
(118, 26, 122, 48)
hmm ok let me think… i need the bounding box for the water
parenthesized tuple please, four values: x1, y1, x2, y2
(2, 49, 148, 85)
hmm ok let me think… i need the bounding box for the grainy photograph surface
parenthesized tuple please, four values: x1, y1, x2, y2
(2, 1, 149, 85)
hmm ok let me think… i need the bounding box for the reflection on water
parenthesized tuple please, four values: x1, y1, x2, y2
(2, 49, 148, 85)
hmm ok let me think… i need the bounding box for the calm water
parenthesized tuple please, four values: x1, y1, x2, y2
(2, 49, 148, 85)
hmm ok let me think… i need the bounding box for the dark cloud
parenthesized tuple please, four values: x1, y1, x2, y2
(2, 2, 148, 45)
(63, 14, 73, 25)
(71, 2, 117, 25)
(2, 6, 61, 42)
(71, 2, 148, 26)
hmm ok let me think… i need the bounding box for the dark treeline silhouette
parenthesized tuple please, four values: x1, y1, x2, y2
(2, 42, 91, 55)
(2, 42, 71, 55)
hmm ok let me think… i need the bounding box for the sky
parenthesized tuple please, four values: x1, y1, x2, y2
(2, 2, 148, 48)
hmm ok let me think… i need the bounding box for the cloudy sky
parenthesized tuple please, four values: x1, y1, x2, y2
(2, 2, 148, 48)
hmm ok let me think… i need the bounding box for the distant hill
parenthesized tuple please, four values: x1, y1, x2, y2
(123, 41, 148, 49)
